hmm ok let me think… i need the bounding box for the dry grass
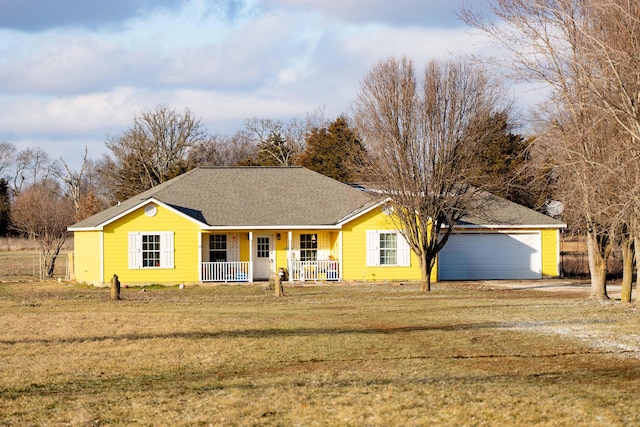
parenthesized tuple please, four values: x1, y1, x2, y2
(0, 281, 639, 426)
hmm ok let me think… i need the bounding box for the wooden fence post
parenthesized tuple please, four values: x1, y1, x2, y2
(110, 274, 121, 300)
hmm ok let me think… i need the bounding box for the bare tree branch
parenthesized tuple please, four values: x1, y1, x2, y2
(355, 56, 509, 292)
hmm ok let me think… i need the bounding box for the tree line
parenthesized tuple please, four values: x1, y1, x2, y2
(0, 99, 536, 278)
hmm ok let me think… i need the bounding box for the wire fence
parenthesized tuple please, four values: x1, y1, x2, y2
(0, 252, 70, 282)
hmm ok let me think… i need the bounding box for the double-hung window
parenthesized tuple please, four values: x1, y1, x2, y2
(209, 234, 227, 262)
(366, 230, 410, 267)
(129, 232, 174, 269)
(300, 233, 317, 261)
(379, 232, 398, 265)
(142, 234, 161, 267)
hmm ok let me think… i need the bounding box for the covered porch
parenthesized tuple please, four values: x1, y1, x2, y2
(199, 230, 342, 283)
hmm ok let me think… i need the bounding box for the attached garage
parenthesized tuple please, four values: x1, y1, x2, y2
(438, 232, 542, 280)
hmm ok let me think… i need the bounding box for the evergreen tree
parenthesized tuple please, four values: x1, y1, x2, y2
(473, 112, 554, 210)
(298, 116, 369, 183)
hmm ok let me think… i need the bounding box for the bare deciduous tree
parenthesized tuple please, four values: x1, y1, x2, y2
(188, 131, 257, 166)
(244, 117, 310, 166)
(12, 147, 58, 196)
(0, 142, 16, 178)
(57, 147, 90, 213)
(11, 180, 74, 277)
(354, 56, 508, 292)
(582, 1, 640, 303)
(56, 146, 106, 220)
(102, 104, 207, 201)
(463, 0, 640, 300)
(304, 106, 331, 132)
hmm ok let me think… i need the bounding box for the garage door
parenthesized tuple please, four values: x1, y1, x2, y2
(438, 232, 542, 280)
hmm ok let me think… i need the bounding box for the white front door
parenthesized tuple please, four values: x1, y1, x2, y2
(253, 235, 275, 280)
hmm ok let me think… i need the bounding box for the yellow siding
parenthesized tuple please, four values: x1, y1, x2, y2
(541, 228, 560, 277)
(239, 234, 250, 262)
(342, 207, 423, 282)
(274, 233, 288, 272)
(77, 200, 561, 285)
(73, 231, 102, 284)
(102, 203, 201, 285)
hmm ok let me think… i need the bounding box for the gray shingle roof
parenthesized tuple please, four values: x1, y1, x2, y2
(458, 191, 565, 228)
(69, 167, 564, 231)
(69, 167, 382, 229)
(350, 182, 565, 228)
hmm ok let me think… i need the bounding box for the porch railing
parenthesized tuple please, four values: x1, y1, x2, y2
(288, 260, 340, 281)
(201, 262, 251, 282)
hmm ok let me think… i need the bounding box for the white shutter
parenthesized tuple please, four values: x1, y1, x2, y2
(397, 232, 411, 267)
(128, 233, 141, 269)
(161, 232, 174, 268)
(366, 230, 379, 266)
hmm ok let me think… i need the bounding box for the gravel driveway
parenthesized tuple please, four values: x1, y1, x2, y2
(474, 279, 626, 300)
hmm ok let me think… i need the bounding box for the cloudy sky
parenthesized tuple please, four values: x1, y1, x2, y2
(0, 0, 503, 169)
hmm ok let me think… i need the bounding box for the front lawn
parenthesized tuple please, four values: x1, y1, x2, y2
(0, 282, 638, 426)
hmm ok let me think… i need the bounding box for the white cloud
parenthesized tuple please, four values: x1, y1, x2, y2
(0, 88, 137, 136)
(0, 32, 127, 94)
(0, 0, 511, 170)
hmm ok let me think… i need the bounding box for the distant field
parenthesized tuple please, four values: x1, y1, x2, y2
(0, 281, 638, 426)
(0, 237, 72, 281)
(0, 236, 73, 252)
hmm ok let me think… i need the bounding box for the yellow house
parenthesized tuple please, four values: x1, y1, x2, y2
(68, 167, 565, 286)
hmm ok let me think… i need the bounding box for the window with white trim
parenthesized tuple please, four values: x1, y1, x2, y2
(209, 234, 227, 262)
(129, 232, 174, 269)
(142, 234, 161, 267)
(366, 230, 410, 267)
(300, 233, 318, 261)
(379, 232, 397, 265)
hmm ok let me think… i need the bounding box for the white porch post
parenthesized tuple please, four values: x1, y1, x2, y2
(248, 231, 253, 282)
(288, 231, 293, 282)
